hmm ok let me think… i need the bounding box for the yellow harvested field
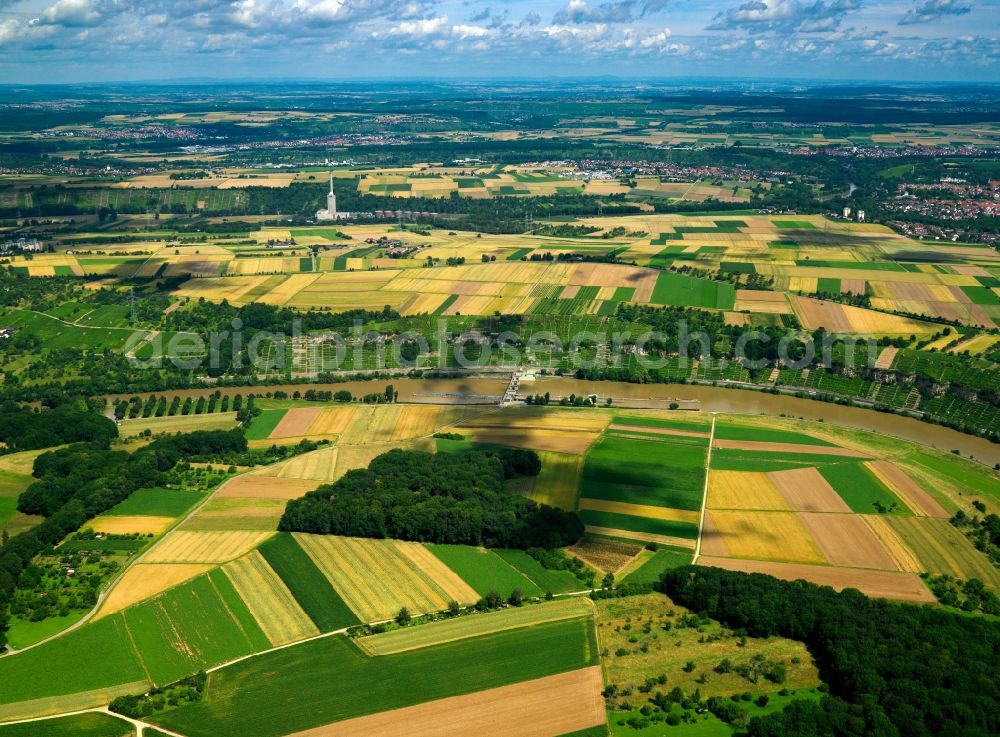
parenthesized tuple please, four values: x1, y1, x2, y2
(180, 499, 285, 531)
(294, 535, 478, 622)
(470, 427, 599, 455)
(707, 510, 826, 564)
(947, 334, 1000, 355)
(216, 475, 318, 500)
(768, 467, 852, 513)
(734, 290, 791, 314)
(458, 407, 610, 432)
(332, 440, 431, 478)
(258, 273, 321, 305)
(97, 563, 213, 618)
(283, 667, 606, 737)
(866, 461, 949, 517)
(143, 531, 274, 563)
(0, 448, 48, 475)
(389, 405, 442, 440)
(698, 557, 934, 603)
(860, 516, 922, 573)
(262, 447, 340, 482)
(86, 515, 175, 535)
(306, 406, 359, 435)
(270, 408, 324, 438)
(796, 513, 899, 570)
(223, 551, 318, 646)
(399, 292, 450, 315)
(337, 405, 404, 445)
(792, 296, 936, 335)
(118, 413, 239, 438)
(172, 275, 269, 302)
(580, 498, 699, 524)
(707, 470, 789, 511)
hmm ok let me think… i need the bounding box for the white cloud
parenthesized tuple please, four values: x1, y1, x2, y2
(899, 0, 970, 25)
(35, 0, 102, 27)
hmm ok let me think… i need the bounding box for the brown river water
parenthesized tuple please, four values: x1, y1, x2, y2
(106, 375, 1000, 467)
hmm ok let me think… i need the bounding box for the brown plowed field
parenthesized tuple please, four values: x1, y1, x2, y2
(609, 423, 709, 439)
(769, 468, 851, 513)
(283, 667, 606, 737)
(216, 475, 318, 500)
(270, 408, 324, 438)
(866, 461, 949, 517)
(698, 511, 730, 557)
(796, 513, 899, 570)
(698, 557, 935, 603)
(712, 439, 870, 457)
(860, 516, 922, 572)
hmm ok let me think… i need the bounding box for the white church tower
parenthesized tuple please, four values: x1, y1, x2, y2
(327, 171, 337, 216)
(316, 170, 344, 221)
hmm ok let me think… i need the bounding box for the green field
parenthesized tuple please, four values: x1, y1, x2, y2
(620, 548, 693, 586)
(426, 544, 543, 599)
(577, 510, 698, 540)
(103, 487, 204, 517)
(0, 713, 134, 737)
(817, 463, 906, 514)
(612, 414, 712, 433)
(494, 550, 585, 594)
(244, 409, 287, 440)
(358, 598, 592, 655)
(0, 615, 147, 707)
(712, 424, 833, 446)
(649, 272, 735, 310)
(581, 435, 706, 511)
(531, 451, 583, 511)
(152, 618, 597, 737)
(121, 573, 269, 684)
(258, 533, 359, 631)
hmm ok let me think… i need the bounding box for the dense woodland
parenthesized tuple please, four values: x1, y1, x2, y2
(0, 401, 117, 452)
(659, 566, 1000, 737)
(280, 447, 584, 548)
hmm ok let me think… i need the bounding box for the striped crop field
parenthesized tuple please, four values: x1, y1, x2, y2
(294, 535, 479, 622)
(222, 551, 319, 646)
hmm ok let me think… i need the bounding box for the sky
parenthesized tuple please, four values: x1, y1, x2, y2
(0, 0, 997, 83)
